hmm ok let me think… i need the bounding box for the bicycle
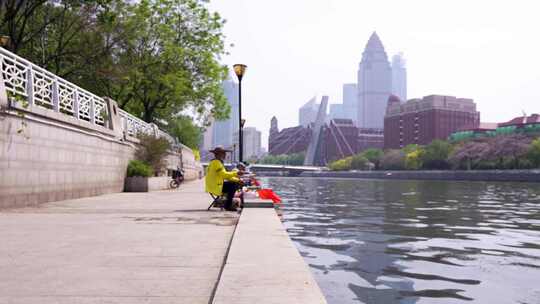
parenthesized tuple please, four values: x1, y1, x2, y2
(169, 169, 184, 189)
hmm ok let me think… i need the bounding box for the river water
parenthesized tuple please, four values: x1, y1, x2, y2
(262, 177, 540, 304)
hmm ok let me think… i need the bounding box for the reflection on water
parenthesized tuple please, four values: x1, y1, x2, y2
(264, 177, 540, 304)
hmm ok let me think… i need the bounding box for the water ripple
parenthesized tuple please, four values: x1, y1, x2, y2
(264, 178, 540, 304)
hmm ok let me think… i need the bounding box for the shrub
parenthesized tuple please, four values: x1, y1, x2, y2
(259, 153, 305, 165)
(135, 133, 171, 174)
(127, 160, 153, 177)
(328, 157, 352, 171)
(361, 148, 383, 169)
(421, 140, 452, 169)
(405, 149, 423, 170)
(527, 138, 540, 168)
(350, 154, 369, 170)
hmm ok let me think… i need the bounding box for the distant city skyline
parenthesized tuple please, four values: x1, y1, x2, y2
(209, 0, 540, 148)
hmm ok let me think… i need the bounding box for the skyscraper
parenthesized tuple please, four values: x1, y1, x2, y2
(357, 32, 392, 129)
(298, 97, 320, 127)
(328, 104, 344, 121)
(211, 80, 238, 148)
(242, 127, 262, 160)
(343, 83, 358, 125)
(392, 53, 407, 102)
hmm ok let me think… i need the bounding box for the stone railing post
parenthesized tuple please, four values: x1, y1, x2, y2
(150, 123, 160, 137)
(0, 73, 8, 110)
(52, 77, 60, 112)
(26, 66, 34, 106)
(73, 90, 80, 119)
(103, 97, 123, 139)
(89, 97, 95, 125)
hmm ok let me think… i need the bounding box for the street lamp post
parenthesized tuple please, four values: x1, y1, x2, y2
(233, 64, 247, 162)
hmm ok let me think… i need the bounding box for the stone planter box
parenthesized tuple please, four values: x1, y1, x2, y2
(124, 176, 170, 192)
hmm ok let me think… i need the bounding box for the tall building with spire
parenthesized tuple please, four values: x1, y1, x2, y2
(392, 53, 407, 101)
(357, 32, 392, 129)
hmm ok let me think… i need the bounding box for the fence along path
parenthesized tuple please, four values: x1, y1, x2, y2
(0, 47, 176, 145)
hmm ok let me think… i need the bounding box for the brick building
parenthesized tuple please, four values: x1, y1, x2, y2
(268, 117, 311, 155)
(358, 128, 384, 151)
(384, 95, 479, 149)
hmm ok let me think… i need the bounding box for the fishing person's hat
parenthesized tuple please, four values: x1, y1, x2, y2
(209, 145, 231, 154)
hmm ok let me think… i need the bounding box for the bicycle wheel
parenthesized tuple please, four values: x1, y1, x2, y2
(169, 179, 179, 189)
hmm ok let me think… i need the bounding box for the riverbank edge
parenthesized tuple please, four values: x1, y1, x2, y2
(294, 169, 540, 182)
(212, 207, 328, 303)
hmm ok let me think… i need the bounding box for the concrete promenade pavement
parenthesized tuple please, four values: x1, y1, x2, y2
(0, 179, 238, 304)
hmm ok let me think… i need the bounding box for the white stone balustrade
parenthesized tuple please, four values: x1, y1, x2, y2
(0, 47, 166, 139)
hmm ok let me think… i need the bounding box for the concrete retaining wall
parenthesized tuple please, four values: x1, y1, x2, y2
(299, 170, 540, 182)
(0, 78, 202, 209)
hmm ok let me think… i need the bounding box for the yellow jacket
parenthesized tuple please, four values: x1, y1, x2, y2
(205, 159, 239, 195)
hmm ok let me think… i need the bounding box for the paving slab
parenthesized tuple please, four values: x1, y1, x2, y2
(0, 179, 238, 304)
(212, 208, 327, 304)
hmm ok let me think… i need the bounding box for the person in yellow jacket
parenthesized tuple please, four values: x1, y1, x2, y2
(205, 146, 244, 211)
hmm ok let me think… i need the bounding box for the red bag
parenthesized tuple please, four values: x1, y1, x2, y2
(257, 188, 282, 204)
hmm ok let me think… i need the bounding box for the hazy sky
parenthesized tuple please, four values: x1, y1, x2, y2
(208, 0, 540, 148)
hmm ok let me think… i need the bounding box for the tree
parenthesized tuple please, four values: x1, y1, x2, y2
(1, 1, 123, 79)
(361, 148, 383, 169)
(421, 140, 452, 169)
(381, 149, 405, 170)
(1, 0, 231, 126)
(329, 157, 352, 171)
(449, 139, 490, 170)
(166, 115, 202, 149)
(104, 0, 229, 123)
(350, 154, 368, 170)
(259, 153, 305, 165)
(527, 138, 540, 168)
(1, 0, 51, 53)
(405, 149, 423, 170)
(488, 135, 531, 169)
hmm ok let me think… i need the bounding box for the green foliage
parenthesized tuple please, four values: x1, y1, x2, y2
(166, 115, 202, 149)
(361, 148, 383, 169)
(258, 153, 305, 166)
(405, 149, 423, 170)
(329, 135, 538, 171)
(328, 157, 352, 171)
(2, 0, 229, 125)
(527, 138, 540, 168)
(402, 144, 419, 154)
(421, 140, 452, 169)
(127, 160, 153, 177)
(350, 154, 369, 170)
(106, 0, 229, 123)
(135, 133, 171, 175)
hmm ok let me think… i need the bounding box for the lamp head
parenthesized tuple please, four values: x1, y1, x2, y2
(233, 64, 247, 81)
(0, 36, 11, 48)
